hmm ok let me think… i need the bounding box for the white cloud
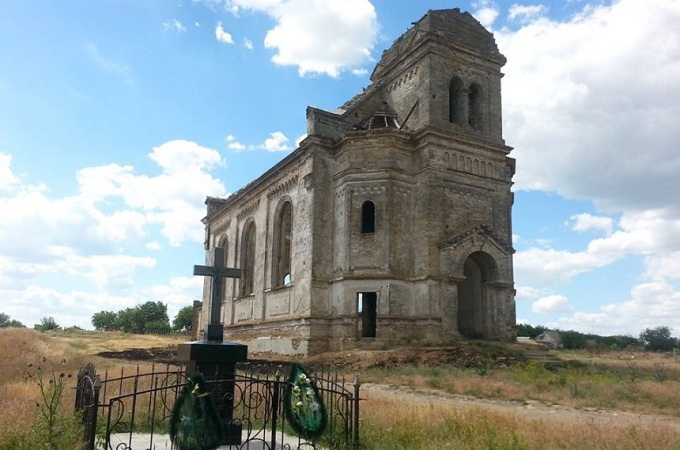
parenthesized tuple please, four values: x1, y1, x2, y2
(215, 22, 234, 44)
(163, 19, 187, 32)
(498, 0, 680, 215)
(229, 0, 377, 77)
(225, 132, 294, 152)
(508, 4, 547, 22)
(262, 131, 291, 152)
(472, 0, 500, 28)
(643, 252, 680, 282)
(243, 38, 254, 50)
(515, 246, 618, 287)
(226, 134, 246, 151)
(532, 294, 571, 314)
(568, 213, 614, 235)
(0, 141, 225, 306)
(551, 281, 680, 336)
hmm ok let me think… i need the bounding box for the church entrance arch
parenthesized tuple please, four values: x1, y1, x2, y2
(457, 251, 499, 339)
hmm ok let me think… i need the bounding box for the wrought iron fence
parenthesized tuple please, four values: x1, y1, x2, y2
(75, 362, 361, 450)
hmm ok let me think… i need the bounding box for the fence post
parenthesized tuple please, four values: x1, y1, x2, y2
(353, 376, 361, 449)
(87, 376, 102, 450)
(270, 367, 282, 450)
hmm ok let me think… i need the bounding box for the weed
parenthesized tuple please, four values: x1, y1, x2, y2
(652, 363, 667, 383)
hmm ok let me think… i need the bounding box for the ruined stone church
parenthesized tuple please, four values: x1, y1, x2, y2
(196, 8, 516, 355)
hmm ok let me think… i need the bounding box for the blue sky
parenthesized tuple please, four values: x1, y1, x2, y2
(1, 0, 679, 337)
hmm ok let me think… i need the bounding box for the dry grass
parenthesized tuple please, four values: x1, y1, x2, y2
(3, 329, 680, 449)
(0, 328, 179, 437)
(362, 397, 680, 450)
(360, 356, 680, 418)
(51, 329, 187, 354)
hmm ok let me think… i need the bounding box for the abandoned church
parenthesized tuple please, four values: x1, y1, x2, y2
(195, 8, 517, 355)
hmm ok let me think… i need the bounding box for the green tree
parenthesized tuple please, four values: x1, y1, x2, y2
(91, 310, 119, 331)
(117, 307, 143, 334)
(173, 306, 194, 332)
(0, 312, 25, 328)
(137, 301, 169, 329)
(114, 301, 170, 334)
(35, 316, 61, 332)
(640, 326, 677, 351)
(516, 323, 548, 338)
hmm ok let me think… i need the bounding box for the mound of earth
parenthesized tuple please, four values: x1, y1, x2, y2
(96, 341, 535, 371)
(97, 347, 179, 364)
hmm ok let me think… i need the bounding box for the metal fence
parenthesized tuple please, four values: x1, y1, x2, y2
(75, 362, 361, 450)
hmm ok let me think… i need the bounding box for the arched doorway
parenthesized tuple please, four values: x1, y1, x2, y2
(457, 251, 498, 339)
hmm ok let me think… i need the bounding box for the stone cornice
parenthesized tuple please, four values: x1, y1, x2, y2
(266, 175, 299, 199)
(237, 198, 261, 220)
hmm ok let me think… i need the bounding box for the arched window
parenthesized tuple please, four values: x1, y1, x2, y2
(240, 221, 256, 296)
(272, 201, 293, 287)
(361, 201, 375, 234)
(468, 83, 483, 131)
(449, 77, 465, 124)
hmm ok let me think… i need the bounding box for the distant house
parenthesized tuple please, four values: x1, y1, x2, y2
(535, 331, 563, 349)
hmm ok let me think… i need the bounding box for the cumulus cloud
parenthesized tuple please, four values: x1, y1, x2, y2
(225, 132, 293, 152)
(215, 22, 234, 44)
(472, 0, 500, 28)
(0, 141, 227, 326)
(502, 0, 680, 335)
(223, 0, 377, 77)
(498, 0, 680, 215)
(263, 131, 291, 152)
(532, 294, 571, 314)
(550, 281, 680, 336)
(568, 213, 614, 236)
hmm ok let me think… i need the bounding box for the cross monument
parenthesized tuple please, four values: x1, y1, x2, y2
(193, 247, 241, 342)
(178, 246, 248, 446)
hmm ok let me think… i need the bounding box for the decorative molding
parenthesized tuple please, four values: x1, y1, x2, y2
(439, 151, 501, 179)
(350, 185, 387, 195)
(439, 223, 513, 254)
(267, 175, 299, 199)
(386, 66, 419, 94)
(237, 198, 261, 220)
(212, 218, 231, 236)
(444, 186, 492, 201)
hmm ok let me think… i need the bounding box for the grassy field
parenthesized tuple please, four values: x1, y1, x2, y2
(0, 328, 184, 450)
(2, 329, 680, 449)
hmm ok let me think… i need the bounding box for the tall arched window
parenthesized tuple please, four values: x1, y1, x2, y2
(468, 83, 483, 131)
(240, 221, 256, 296)
(449, 76, 465, 124)
(272, 200, 293, 287)
(361, 201, 375, 234)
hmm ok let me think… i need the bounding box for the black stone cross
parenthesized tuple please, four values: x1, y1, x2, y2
(193, 247, 241, 342)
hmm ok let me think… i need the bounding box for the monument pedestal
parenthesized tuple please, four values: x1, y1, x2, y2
(178, 340, 248, 445)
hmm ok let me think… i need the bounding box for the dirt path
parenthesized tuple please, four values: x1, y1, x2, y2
(362, 383, 680, 433)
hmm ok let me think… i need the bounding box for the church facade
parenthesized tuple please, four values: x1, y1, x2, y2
(196, 8, 516, 355)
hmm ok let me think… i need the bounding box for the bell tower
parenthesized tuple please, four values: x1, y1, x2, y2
(372, 8, 507, 143)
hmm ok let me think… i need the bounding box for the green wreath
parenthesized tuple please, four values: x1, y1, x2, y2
(170, 373, 224, 450)
(283, 363, 328, 439)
